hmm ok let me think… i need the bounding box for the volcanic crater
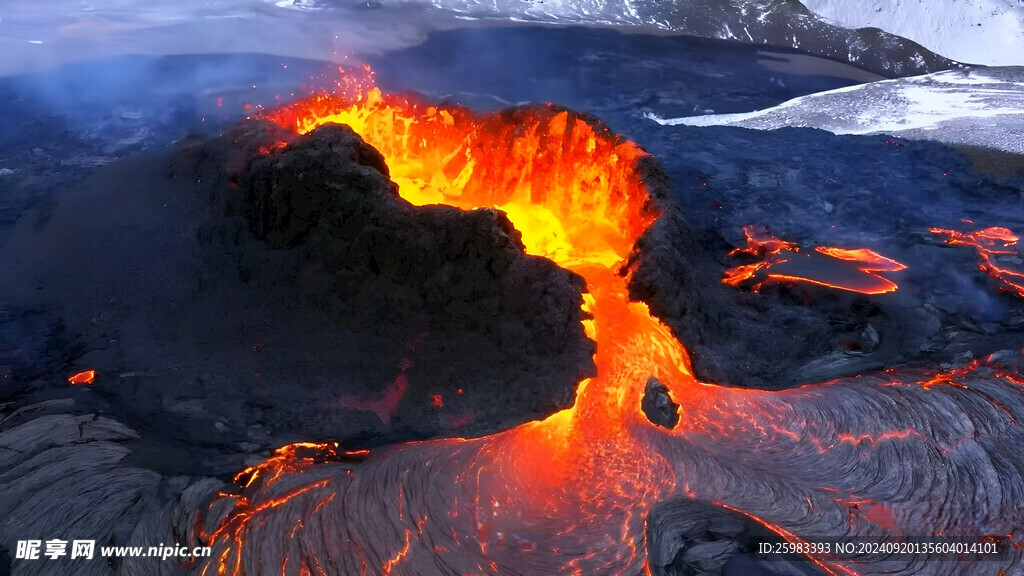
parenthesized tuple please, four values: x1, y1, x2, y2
(178, 71, 1024, 576)
(2, 40, 1024, 576)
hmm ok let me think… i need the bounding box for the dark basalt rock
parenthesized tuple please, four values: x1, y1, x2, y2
(641, 377, 680, 429)
(624, 121, 1024, 390)
(0, 400, 224, 576)
(0, 115, 600, 574)
(171, 119, 595, 445)
(0, 544, 10, 576)
(647, 499, 827, 576)
(624, 161, 835, 390)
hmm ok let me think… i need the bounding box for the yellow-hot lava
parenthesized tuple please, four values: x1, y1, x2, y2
(262, 65, 692, 440)
(202, 64, 697, 574)
(263, 69, 652, 271)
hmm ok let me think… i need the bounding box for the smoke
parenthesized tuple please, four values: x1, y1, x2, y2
(0, 0, 461, 77)
(7, 52, 369, 151)
(0, 0, 956, 81)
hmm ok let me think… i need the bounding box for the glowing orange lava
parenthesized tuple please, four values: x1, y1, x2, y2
(68, 370, 96, 385)
(930, 225, 1024, 298)
(267, 61, 690, 515)
(723, 225, 906, 295)
(203, 64, 692, 574)
(196, 442, 367, 576)
(263, 66, 653, 270)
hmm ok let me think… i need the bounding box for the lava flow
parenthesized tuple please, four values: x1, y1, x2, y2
(67, 370, 96, 385)
(724, 225, 907, 294)
(194, 67, 1024, 576)
(930, 225, 1024, 298)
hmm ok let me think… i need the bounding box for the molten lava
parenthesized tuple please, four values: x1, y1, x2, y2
(255, 63, 689, 569)
(724, 225, 906, 294)
(67, 370, 96, 385)
(263, 63, 694, 464)
(194, 67, 1024, 576)
(263, 67, 652, 270)
(930, 225, 1024, 298)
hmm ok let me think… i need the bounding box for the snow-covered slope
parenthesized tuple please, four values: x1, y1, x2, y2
(1, 0, 956, 77)
(647, 67, 1024, 154)
(392, 0, 959, 77)
(800, 0, 1024, 66)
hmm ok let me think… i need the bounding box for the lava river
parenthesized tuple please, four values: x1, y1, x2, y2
(193, 69, 1024, 576)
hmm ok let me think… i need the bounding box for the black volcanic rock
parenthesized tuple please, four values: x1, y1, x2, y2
(625, 168, 835, 389)
(641, 377, 680, 429)
(623, 120, 1024, 390)
(646, 499, 827, 576)
(0, 115, 599, 574)
(0, 114, 594, 479)
(170, 119, 594, 445)
(623, 148, 821, 390)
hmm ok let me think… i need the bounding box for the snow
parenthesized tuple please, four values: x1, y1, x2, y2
(647, 67, 1024, 154)
(799, 0, 1024, 66)
(273, 0, 321, 9)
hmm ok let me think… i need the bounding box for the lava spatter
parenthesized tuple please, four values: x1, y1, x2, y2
(194, 67, 1024, 576)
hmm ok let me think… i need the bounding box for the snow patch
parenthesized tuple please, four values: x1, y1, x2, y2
(799, 0, 1024, 65)
(648, 67, 1024, 154)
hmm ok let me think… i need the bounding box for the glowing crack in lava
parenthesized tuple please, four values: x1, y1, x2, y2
(930, 226, 1024, 299)
(195, 68, 1024, 575)
(724, 225, 907, 294)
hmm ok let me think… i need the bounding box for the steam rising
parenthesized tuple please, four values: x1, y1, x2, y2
(0, 0, 956, 78)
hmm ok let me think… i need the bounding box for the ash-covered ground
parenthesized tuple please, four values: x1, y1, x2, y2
(2, 25, 1024, 576)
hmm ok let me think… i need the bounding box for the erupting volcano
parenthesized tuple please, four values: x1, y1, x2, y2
(192, 67, 1024, 576)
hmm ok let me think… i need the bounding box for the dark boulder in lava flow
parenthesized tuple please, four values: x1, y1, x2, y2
(641, 377, 680, 429)
(168, 119, 595, 445)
